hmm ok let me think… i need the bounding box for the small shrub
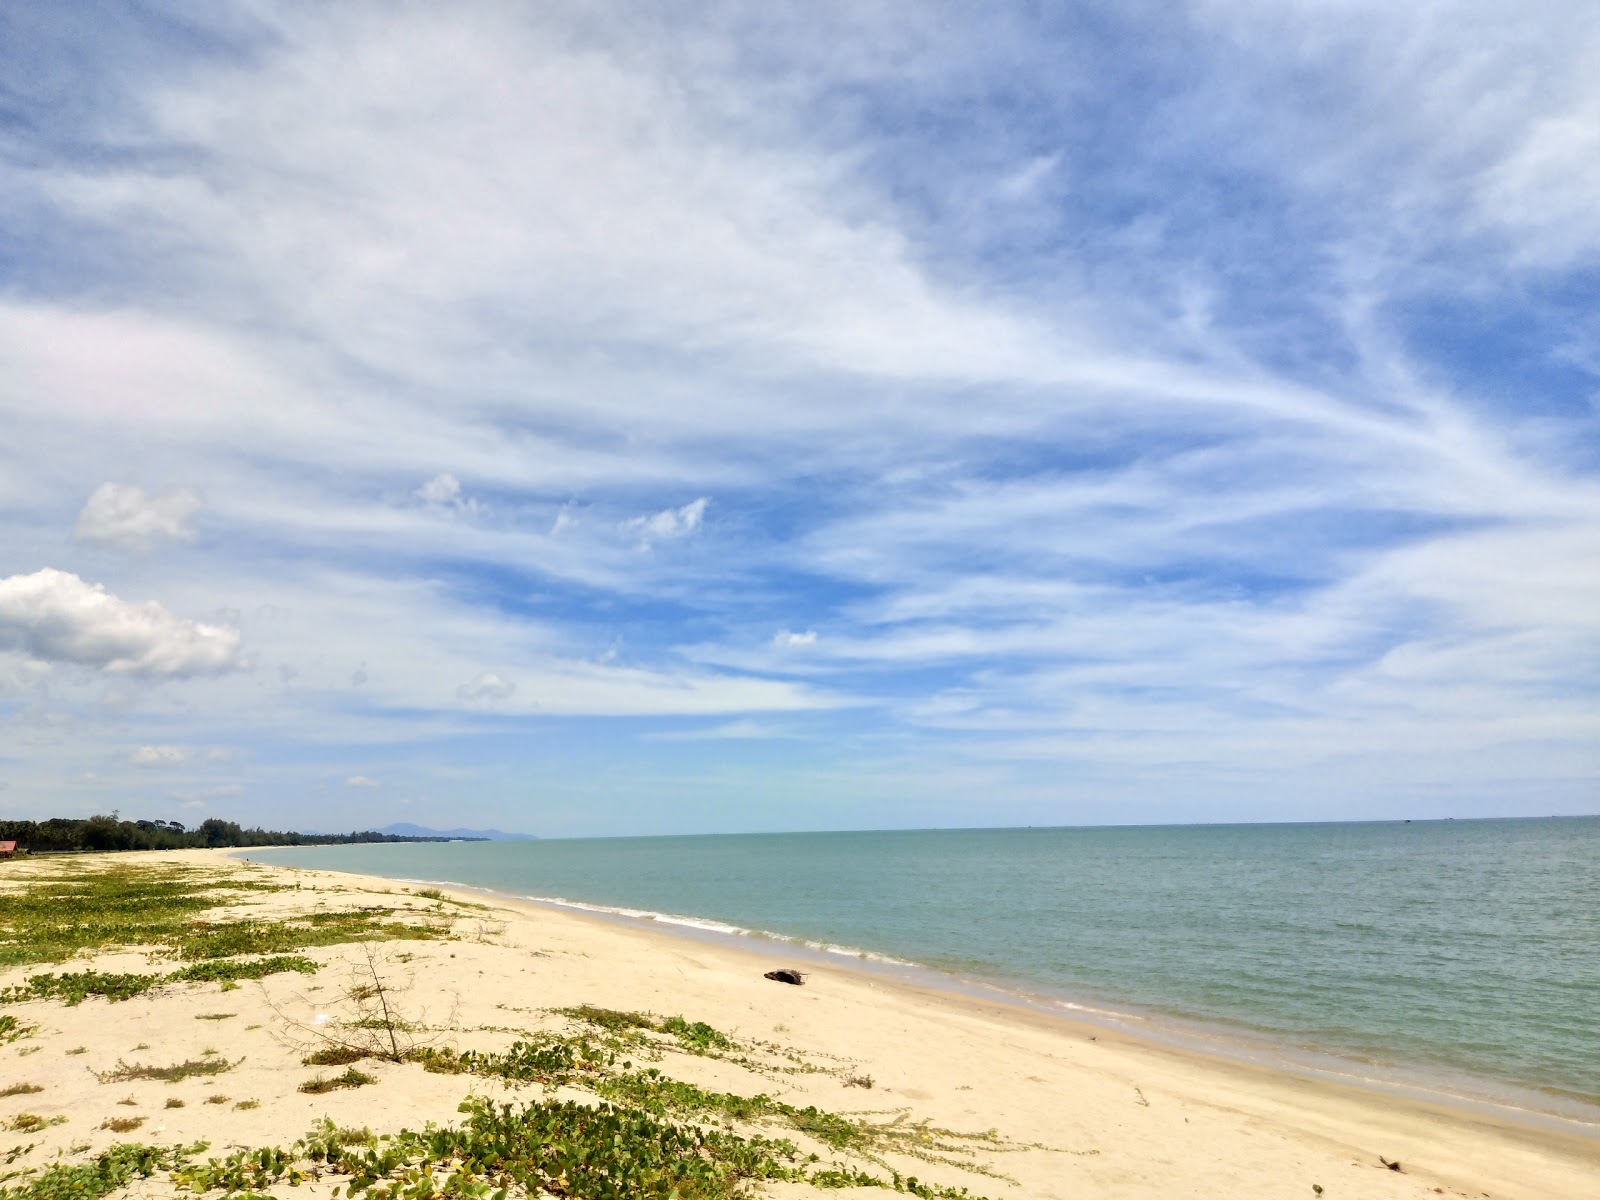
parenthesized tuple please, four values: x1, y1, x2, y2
(0, 1014, 37, 1043)
(234, 1099, 260, 1111)
(5, 1112, 66, 1133)
(302, 1046, 367, 1067)
(0, 1082, 43, 1097)
(95, 1056, 241, 1084)
(165, 1098, 186, 1109)
(298, 1067, 376, 1094)
(67, 1046, 87, 1055)
(99, 1116, 144, 1133)
(205, 1095, 229, 1105)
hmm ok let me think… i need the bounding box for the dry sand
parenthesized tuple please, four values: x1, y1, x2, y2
(2, 849, 1595, 1199)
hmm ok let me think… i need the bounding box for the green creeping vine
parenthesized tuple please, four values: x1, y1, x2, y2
(0, 957, 318, 1007)
(595, 1069, 1012, 1176)
(168, 1102, 985, 1200)
(0, 1143, 196, 1200)
(411, 1033, 618, 1084)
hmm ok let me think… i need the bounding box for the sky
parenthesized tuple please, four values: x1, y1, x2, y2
(1, 1, 1597, 837)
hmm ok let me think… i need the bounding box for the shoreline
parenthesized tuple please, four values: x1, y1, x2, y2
(6, 847, 1596, 1200)
(238, 846, 1600, 1139)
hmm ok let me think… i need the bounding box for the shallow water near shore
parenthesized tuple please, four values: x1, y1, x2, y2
(245, 816, 1600, 1126)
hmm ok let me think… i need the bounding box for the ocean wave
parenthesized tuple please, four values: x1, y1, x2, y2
(515, 893, 916, 966)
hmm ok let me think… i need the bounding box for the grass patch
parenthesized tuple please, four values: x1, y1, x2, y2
(0, 861, 444, 983)
(0, 1084, 42, 1098)
(3, 1114, 65, 1134)
(98, 1117, 143, 1133)
(557, 1003, 657, 1033)
(0, 864, 288, 970)
(164, 1099, 185, 1110)
(233, 1100, 259, 1111)
(94, 1057, 240, 1084)
(302, 1046, 367, 1067)
(298, 1067, 376, 1094)
(0, 1016, 36, 1044)
(2, 957, 317, 1008)
(204, 1095, 228, 1106)
(180, 913, 443, 960)
(194, 1013, 235, 1021)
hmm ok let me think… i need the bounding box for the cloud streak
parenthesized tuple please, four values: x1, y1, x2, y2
(0, 2, 1594, 832)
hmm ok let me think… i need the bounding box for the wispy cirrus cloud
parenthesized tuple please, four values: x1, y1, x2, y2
(0, 1, 1593, 834)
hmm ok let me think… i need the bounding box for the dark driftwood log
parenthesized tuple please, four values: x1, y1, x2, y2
(763, 969, 807, 985)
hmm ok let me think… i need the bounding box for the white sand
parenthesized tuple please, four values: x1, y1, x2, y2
(2, 849, 1595, 1199)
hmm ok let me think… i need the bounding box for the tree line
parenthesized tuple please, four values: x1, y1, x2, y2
(0, 814, 472, 853)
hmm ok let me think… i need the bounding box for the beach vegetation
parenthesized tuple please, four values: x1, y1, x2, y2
(298, 1067, 377, 1094)
(2, 957, 316, 1008)
(233, 1100, 259, 1111)
(94, 1057, 240, 1085)
(303, 1046, 368, 1066)
(2, 1117, 64, 1136)
(0, 1086, 42, 1099)
(203, 1096, 228, 1106)
(0, 1142, 184, 1200)
(0, 1016, 36, 1044)
(272, 945, 445, 1066)
(163, 1101, 992, 1200)
(97, 1118, 143, 1134)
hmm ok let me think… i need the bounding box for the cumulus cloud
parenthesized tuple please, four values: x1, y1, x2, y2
(345, 775, 380, 788)
(0, 569, 242, 677)
(74, 483, 201, 550)
(132, 744, 186, 767)
(456, 671, 516, 702)
(625, 498, 709, 545)
(417, 473, 478, 512)
(774, 629, 818, 647)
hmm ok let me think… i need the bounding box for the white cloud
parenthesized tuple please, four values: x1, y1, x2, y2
(416, 472, 479, 512)
(774, 629, 818, 647)
(0, 569, 242, 677)
(74, 483, 201, 550)
(647, 718, 791, 741)
(626, 498, 709, 545)
(345, 775, 380, 788)
(456, 671, 516, 702)
(132, 744, 186, 768)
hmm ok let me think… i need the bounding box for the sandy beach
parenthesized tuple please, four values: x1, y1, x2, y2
(1, 849, 1595, 1200)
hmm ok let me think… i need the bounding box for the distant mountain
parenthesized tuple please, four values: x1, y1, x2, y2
(377, 822, 537, 841)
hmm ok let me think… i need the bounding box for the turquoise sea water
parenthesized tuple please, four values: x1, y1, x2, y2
(245, 818, 1600, 1124)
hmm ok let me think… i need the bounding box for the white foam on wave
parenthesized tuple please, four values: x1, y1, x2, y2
(517, 893, 915, 965)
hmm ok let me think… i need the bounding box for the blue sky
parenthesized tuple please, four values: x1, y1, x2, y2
(1, 1, 1597, 836)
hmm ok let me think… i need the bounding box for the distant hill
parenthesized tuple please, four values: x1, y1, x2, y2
(377, 822, 537, 841)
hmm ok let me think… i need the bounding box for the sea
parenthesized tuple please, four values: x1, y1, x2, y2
(243, 817, 1600, 1128)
